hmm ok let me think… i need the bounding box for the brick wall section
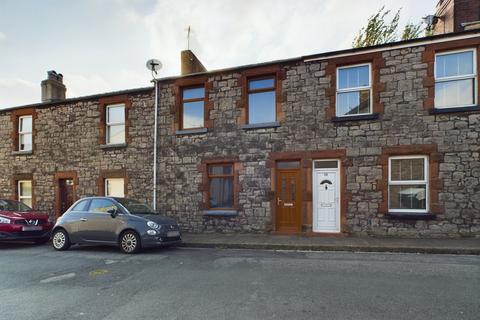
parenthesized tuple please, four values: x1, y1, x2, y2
(0, 91, 155, 217)
(157, 43, 480, 237)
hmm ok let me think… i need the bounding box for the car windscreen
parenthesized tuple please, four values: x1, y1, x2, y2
(115, 198, 156, 215)
(0, 199, 32, 212)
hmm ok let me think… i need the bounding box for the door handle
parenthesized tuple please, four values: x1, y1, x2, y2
(80, 218, 88, 222)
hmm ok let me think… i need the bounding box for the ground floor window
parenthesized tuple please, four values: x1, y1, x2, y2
(105, 178, 124, 197)
(208, 164, 234, 209)
(388, 156, 428, 213)
(17, 180, 32, 207)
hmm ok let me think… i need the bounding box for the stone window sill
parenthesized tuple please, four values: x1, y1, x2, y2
(386, 212, 436, 220)
(429, 105, 480, 115)
(331, 113, 380, 123)
(176, 128, 208, 135)
(202, 210, 238, 217)
(100, 143, 127, 150)
(241, 122, 280, 130)
(12, 150, 33, 156)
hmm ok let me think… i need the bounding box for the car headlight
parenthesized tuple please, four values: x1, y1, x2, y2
(0, 216, 11, 224)
(147, 221, 159, 229)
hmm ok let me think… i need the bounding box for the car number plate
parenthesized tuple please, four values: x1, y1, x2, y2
(22, 226, 42, 231)
(167, 231, 180, 237)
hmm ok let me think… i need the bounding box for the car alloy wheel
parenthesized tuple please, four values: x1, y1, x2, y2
(120, 231, 140, 254)
(52, 229, 70, 251)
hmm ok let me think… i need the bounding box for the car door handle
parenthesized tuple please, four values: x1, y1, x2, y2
(80, 218, 88, 222)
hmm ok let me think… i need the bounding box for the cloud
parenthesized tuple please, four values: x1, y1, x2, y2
(0, 78, 38, 108)
(0, 31, 5, 41)
(63, 73, 112, 98)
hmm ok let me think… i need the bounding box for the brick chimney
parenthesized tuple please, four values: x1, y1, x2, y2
(41, 70, 66, 102)
(181, 50, 207, 75)
(432, 0, 480, 35)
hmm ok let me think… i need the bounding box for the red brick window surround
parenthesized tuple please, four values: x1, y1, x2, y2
(197, 158, 242, 212)
(98, 95, 131, 146)
(11, 108, 37, 153)
(11, 173, 35, 208)
(173, 76, 212, 133)
(325, 52, 385, 122)
(97, 169, 128, 197)
(422, 37, 480, 114)
(377, 145, 443, 218)
(238, 65, 285, 127)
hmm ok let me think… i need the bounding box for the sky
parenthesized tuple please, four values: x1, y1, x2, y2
(0, 0, 435, 108)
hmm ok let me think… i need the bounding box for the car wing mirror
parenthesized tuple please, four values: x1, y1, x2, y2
(107, 208, 118, 218)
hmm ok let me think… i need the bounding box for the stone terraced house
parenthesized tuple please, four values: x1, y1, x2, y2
(1, 1, 479, 238)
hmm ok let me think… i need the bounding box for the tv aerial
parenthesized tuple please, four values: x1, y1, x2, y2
(146, 59, 162, 79)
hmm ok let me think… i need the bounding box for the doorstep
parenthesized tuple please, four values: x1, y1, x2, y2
(180, 233, 480, 255)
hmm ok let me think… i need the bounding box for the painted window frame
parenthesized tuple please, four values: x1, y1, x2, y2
(18, 115, 33, 151)
(335, 63, 373, 117)
(105, 103, 126, 145)
(180, 85, 206, 130)
(434, 48, 477, 109)
(247, 75, 277, 124)
(207, 163, 234, 210)
(104, 178, 125, 197)
(388, 155, 429, 213)
(17, 180, 33, 207)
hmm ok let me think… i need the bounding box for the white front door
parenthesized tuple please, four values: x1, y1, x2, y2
(313, 162, 340, 233)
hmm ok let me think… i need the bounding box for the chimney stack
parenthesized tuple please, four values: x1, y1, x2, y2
(41, 70, 66, 103)
(181, 50, 207, 75)
(432, 0, 480, 35)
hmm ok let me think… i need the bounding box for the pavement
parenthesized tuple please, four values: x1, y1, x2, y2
(0, 243, 479, 320)
(180, 232, 480, 255)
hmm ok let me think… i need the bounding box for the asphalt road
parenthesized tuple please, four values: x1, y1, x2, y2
(0, 243, 479, 320)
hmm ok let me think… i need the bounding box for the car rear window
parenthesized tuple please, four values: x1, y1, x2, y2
(70, 200, 89, 212)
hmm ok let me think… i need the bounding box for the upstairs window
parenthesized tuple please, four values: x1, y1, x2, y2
(435, 49, 477, 109)
(17, 180, 32, 208)
(247, 76, 276, 124)
(181, 87, 205, 129)
(106, 104, 125, 144)
(18, 115, 32, 151)
(336, 64, 371, 117)
(208, 164, 234, 209)
(388, 156, 428, 213)
(105, 178, 125, 197)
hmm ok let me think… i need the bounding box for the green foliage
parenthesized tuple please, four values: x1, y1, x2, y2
(353, 7, 425, 48)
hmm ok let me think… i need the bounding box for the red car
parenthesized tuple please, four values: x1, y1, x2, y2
(0, 199, 53, 244)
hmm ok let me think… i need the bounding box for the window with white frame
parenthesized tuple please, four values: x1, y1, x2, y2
(18, 115, 32, 151)
(435, 49, 477, 109)
(336, 63, 372, 116)
(106, 104, 125, 144)
(388, 156, 428, 213)
(105, 178, 124, 197)
(18, 180, 32, 208)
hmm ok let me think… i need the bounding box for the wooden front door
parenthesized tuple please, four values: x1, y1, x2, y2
(275, 166, 301, 233)
(58, 179, 75, 218)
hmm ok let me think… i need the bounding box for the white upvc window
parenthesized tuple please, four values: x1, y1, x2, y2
(106, 104, 125, 144)
(18, 115, 32, 151)
(18, 180, 32, 208)
(105, 178, 124, 197)
(388, 156, 429, 213)
(336, 63, 372, 117)
(434, 48, 477, 109)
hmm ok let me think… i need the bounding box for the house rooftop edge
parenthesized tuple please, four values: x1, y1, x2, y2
(2, 29, 479, 113)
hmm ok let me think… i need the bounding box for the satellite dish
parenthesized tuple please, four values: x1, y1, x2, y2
(146, 59, 162, 73)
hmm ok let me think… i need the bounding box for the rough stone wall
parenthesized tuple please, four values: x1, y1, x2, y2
(0, 91, 155, 217)
(157, 44, 480, 237)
